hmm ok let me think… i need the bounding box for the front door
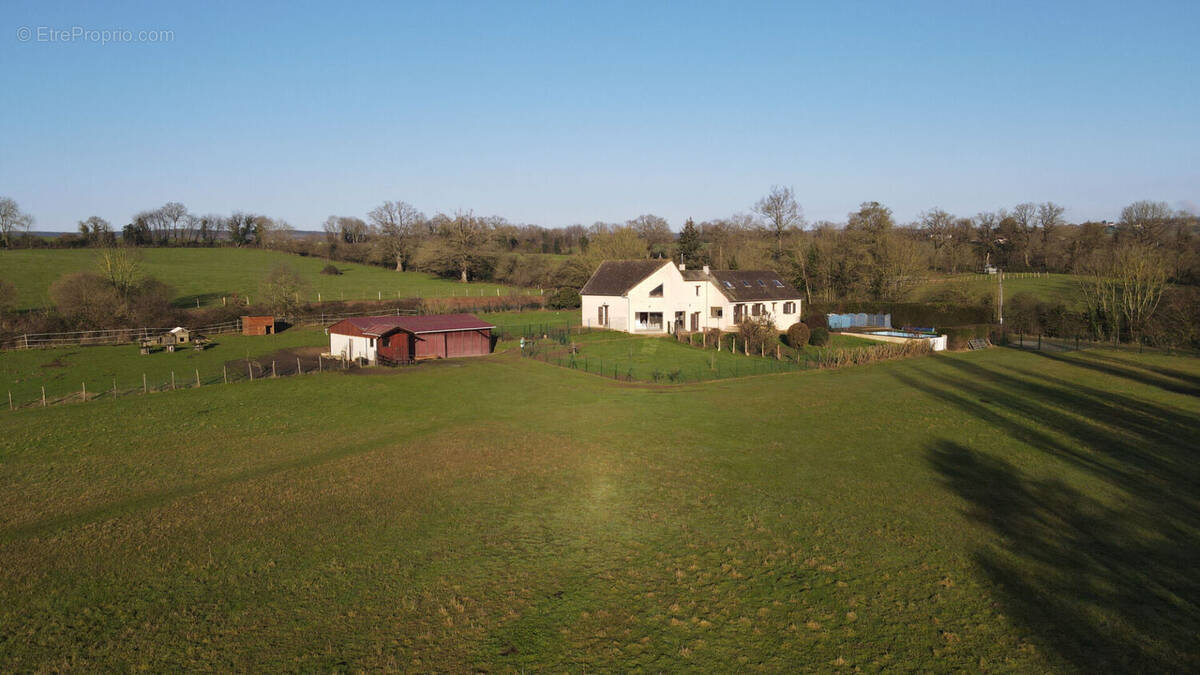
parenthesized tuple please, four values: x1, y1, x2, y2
(674, 312, 684, 333)
(690, 312, 699, 331)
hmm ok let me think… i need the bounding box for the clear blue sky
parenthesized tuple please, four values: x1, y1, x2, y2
(2, 0, 1197, 231)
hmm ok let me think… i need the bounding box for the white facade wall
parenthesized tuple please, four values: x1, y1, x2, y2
(581, 294, 631, 332)
(329, 332, 378, 362)
(582, 264, 803, 334)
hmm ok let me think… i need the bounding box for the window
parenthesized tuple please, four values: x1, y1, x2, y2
(774, 279, 785, 287)
(723, 281, 734, 289)
(710, 307, 723, 318)
(751, 303, 764, 316)
(695, 285, 700, 296)
(369, 338, 376, 348)
(783, 301, 795, 314)
(649, 283, 663, 297)
(757, 279, 766, 287)
(742, 280, 752, 287)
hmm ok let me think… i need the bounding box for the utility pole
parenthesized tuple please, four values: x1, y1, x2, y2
(996, 269, 1004, 326)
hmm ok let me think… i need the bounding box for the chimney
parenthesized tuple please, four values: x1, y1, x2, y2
(702, 265, 710, 275)
(678, 263, 686, 271)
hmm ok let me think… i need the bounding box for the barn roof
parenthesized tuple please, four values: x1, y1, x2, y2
(335, 313, 495, 336)
(580, 260, 670, 296)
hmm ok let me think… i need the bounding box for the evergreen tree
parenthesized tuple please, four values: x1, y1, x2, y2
(677, 218, 701, 265)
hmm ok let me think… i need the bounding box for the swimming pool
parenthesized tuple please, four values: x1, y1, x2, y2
(852, 329, 949, 351)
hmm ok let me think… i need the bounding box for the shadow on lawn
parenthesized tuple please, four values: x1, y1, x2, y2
(893, 356, 1200, 671)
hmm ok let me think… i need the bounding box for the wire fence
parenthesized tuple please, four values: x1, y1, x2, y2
(518, 330, 936, 384)
(4, 351, 365, 412)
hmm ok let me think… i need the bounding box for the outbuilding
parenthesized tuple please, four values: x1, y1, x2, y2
(326, 313, 495, 365)
(242, 315, 276, 336)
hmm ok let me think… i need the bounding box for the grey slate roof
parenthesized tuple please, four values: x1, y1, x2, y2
(710, 271, 800, 302)
(580, 260, 669, 296)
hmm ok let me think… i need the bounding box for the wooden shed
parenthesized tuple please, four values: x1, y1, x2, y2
(327, 314, 494, 365)
(242, 315, 275, 336)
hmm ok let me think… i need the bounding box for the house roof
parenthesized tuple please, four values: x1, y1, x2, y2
(169, 326, 188, 334)
(710, 271, 800, 302)
(337, 313, 495, 336)
(580, 260, 669, 296)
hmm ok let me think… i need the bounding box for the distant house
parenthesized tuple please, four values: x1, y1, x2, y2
(167, 326, 191, 344)
(242, 315, 275, 336)
(580, 260, 803, 333)
(327, 313, 495, 364)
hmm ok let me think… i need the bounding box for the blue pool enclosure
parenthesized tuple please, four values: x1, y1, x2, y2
(826, 313, 891, 330)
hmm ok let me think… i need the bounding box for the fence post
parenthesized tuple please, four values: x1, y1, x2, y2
(42, 386, 46, 407)
(195, 369, 201, 387)
(249, 363, 254, 381)
(224, 365, 228, 384)
(81, 382, 86, 402)
(171, 372, 176, 390)
(272, 361, 277, 378)
(113, 378, 117, 398)
(143, 373, 147, 393)
(297, 357, 302, 375)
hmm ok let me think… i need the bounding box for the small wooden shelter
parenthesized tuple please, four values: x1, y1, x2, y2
(242, 315, 275, 336)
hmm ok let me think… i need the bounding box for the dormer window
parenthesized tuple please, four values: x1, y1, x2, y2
(723, 281, 734, 289)
(649, 283, 663, 297)
(774, 279, 784, 287)
(741, 280, 752, 287)
(757, 279, 766, 287)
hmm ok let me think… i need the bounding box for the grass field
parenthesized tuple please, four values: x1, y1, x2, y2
(0, 310, 580, 404)
(914, 272, 1083, 306)
(0, 248, 516, 309)
(547, 332, 879, 382)
(2, 345, 1196, 671)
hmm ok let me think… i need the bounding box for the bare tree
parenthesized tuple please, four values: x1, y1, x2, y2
(77, 216, 113, 246)
(0, 197, 34, 248)
(368, 200, 425, 271)
(96, 245, 144, 299)
(1012, 202, 1037, 268)
(1119, 200, 1172, 245)
(626, 214, 672, 257)
(259, 264, 309, 315)
(753, 186, 803, 257)
(428, 211, 493, 282)
(160, 202, 189, 242)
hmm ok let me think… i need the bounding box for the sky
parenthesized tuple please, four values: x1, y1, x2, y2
(1, 0, 1197, 231)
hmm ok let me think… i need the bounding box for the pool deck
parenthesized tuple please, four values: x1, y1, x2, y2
(844, 330, 948, 351)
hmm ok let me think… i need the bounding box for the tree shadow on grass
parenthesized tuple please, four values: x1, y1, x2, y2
(1026, 349, 1200, 397)
(928, 440, 1198, 672)
(892, 357, 1200, 671)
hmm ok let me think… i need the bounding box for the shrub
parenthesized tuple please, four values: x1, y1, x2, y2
(320, 264, 342, 275)
(943, 324, 994, 350)
(259, 265, 310, 316)
(704, 328, 723, 348)
(809, 326, 830, 346)
(547, 287, 581, 309)
(50, 272, 123, 329)
(786, 322, 810, 348)
(737, 315, 777, 354)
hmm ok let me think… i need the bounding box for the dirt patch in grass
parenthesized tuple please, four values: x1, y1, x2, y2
(39, 357, 71, 369)
(225, 347, 329, 377)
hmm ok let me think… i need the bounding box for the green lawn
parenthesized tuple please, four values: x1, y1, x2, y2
(533, 332, 884, 383)
(0, 248, 516, 309)
(914, 272, 1083, 306)
(1, 347, 1195, 671)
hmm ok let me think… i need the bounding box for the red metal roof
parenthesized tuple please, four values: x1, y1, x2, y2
(334, 313, 495, 336)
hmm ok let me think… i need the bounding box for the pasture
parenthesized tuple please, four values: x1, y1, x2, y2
(0, 248, 515, 309)
(1, 345, 1196, 671)
(914, 272, 1082, 306)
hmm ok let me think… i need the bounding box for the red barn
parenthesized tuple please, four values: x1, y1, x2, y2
(327, 313, 494, 364)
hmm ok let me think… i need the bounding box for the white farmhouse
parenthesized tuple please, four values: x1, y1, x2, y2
(580, 260, 803, 333)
